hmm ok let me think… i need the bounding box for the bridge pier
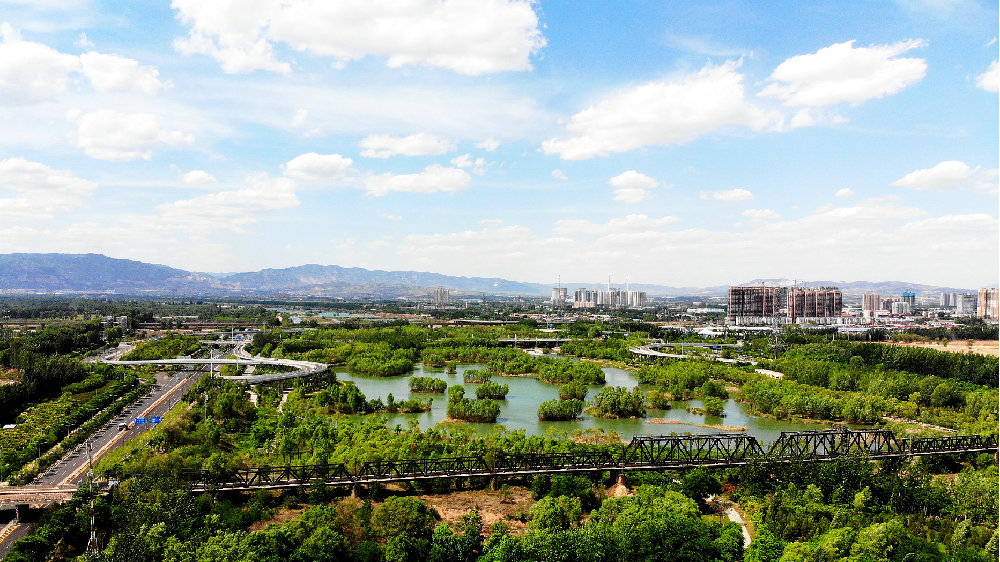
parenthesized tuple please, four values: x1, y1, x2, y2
(615, 472, 626, 487)
(350, 483, 361, 499)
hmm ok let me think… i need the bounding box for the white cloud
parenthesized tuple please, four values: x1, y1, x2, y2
(609, 170, 659, 203)
(383, 214, 402, 221)
(553, 214, 679, 236)
(0, 157, 97, 219)
(761, 40, 927, 107)
(171, 0, 545, 75)
(0, 23, 80, 104)
(450, 154, 487, 175)
(0, 25, 167, 104)
(541, 60, 780, 160)
(291, 108, 309, 127)
(79, 51, 167, 94)
(702, 188, 754, 201)
(742, 208, 781, 223)
(835, 188, 855, 198)
(69, 109, 195, 161)
(360, 133, 456, 158)
(551, 169, 568, 180)
(282, 152, 354, 181)
(975, 60, 998, 92)
(399, 225, 566, 274)
(476, 138, 500, 152)
(364, 164, 471, 196)
(75, 32, 94, 48)
(891, 160, 998, 192)
(663, 33, 746, 57)
(155, 173, 299, 232)
(181, 169, 216, 185)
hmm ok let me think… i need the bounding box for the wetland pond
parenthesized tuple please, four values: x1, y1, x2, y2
(336, 360, 854, 446)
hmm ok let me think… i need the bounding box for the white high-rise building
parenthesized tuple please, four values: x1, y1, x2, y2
(433, 287, 451, 307)
(955, 293, 977, 315)
(551, 287, 567, 307)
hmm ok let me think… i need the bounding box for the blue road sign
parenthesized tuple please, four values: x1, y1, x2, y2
(134, 417, 146, 425)
(149, 417, 162, 424)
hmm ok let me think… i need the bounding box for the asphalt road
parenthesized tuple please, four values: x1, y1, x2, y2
(33, 369, 203, 487)
(0, 367, 205, 557)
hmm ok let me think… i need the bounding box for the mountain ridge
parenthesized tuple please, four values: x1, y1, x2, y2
(0, 253, 985, 298)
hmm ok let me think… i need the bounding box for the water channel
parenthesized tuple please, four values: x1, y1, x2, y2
(335, 360, 843, 446)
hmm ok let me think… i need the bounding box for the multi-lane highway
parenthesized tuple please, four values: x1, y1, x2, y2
(0, 366, 205, 557)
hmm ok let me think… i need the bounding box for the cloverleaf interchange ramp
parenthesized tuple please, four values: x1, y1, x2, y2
(96, 341, 327, 384)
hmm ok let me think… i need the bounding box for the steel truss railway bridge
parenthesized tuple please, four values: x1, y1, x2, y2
(2, 430, 995, 506)
(176, 429, 996, 493)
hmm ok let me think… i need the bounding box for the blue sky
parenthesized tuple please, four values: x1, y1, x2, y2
(0, 0, 996, 287)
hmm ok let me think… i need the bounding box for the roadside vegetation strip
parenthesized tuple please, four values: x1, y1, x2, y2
(8, 377, 154, 486)
(0, 371, 140, 479)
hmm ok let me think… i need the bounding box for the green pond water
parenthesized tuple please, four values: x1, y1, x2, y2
(336, 361, 849, 446)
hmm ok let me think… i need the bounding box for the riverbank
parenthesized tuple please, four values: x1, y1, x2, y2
(647, 419, 748, 432)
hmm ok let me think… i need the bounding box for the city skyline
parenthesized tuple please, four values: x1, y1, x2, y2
(0, 1, 997, 287)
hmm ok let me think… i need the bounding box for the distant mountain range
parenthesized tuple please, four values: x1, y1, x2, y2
(0, 253, 983, 298)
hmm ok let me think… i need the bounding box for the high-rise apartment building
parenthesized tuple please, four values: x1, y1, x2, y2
(955, 293, 977, 315)
(727, 286, 783, 324)
(901, 292, 916, 308)
(862, 292, 881, 318)
(978, 288, 998, 320)
(433, 287, 451, 307)
(571, 287, 645, 309)
(787, 287, 843, 323)
(551, 287, 567, 307)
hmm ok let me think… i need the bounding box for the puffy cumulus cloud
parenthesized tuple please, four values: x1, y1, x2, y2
(609, 170, 659, 203)
(0, 157, 97, 218)
(181, 169, 216, 185)
(450, 153, 487, 175)
(69, 109, 195, 161)
(551, 169, 567, 180)
(476, 138, 500, 152)
(761, 40, 927, 107)
(541, 60, 779, 160)
(702, 188, 753, 201)
(79, 51, 167, 94)
(155, 173, 299, 232)
(0, 23, 79, 104)
(360, 133, 456, 158)
(282, 152, 354, 181)
(835, 188, 855, 198)
(364, 164, 470, 196)
(171, 0, 544, 75)
(0, 25, 168, 104)
(976, 60, 998, 92)
(891, 160, 998, 192)
(553, 214, 679, 236)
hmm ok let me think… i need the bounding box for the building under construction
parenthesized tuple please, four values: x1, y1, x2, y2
(727, 286, 784, 325)
(728, 285, 842, 325)
(787, 287, 843, 323)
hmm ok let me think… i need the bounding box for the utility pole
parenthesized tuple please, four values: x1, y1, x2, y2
(86, 440, 98, 556)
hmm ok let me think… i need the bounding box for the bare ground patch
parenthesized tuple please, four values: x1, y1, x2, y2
(883, 340, 999, 357)
(419, 486, 535, 534)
